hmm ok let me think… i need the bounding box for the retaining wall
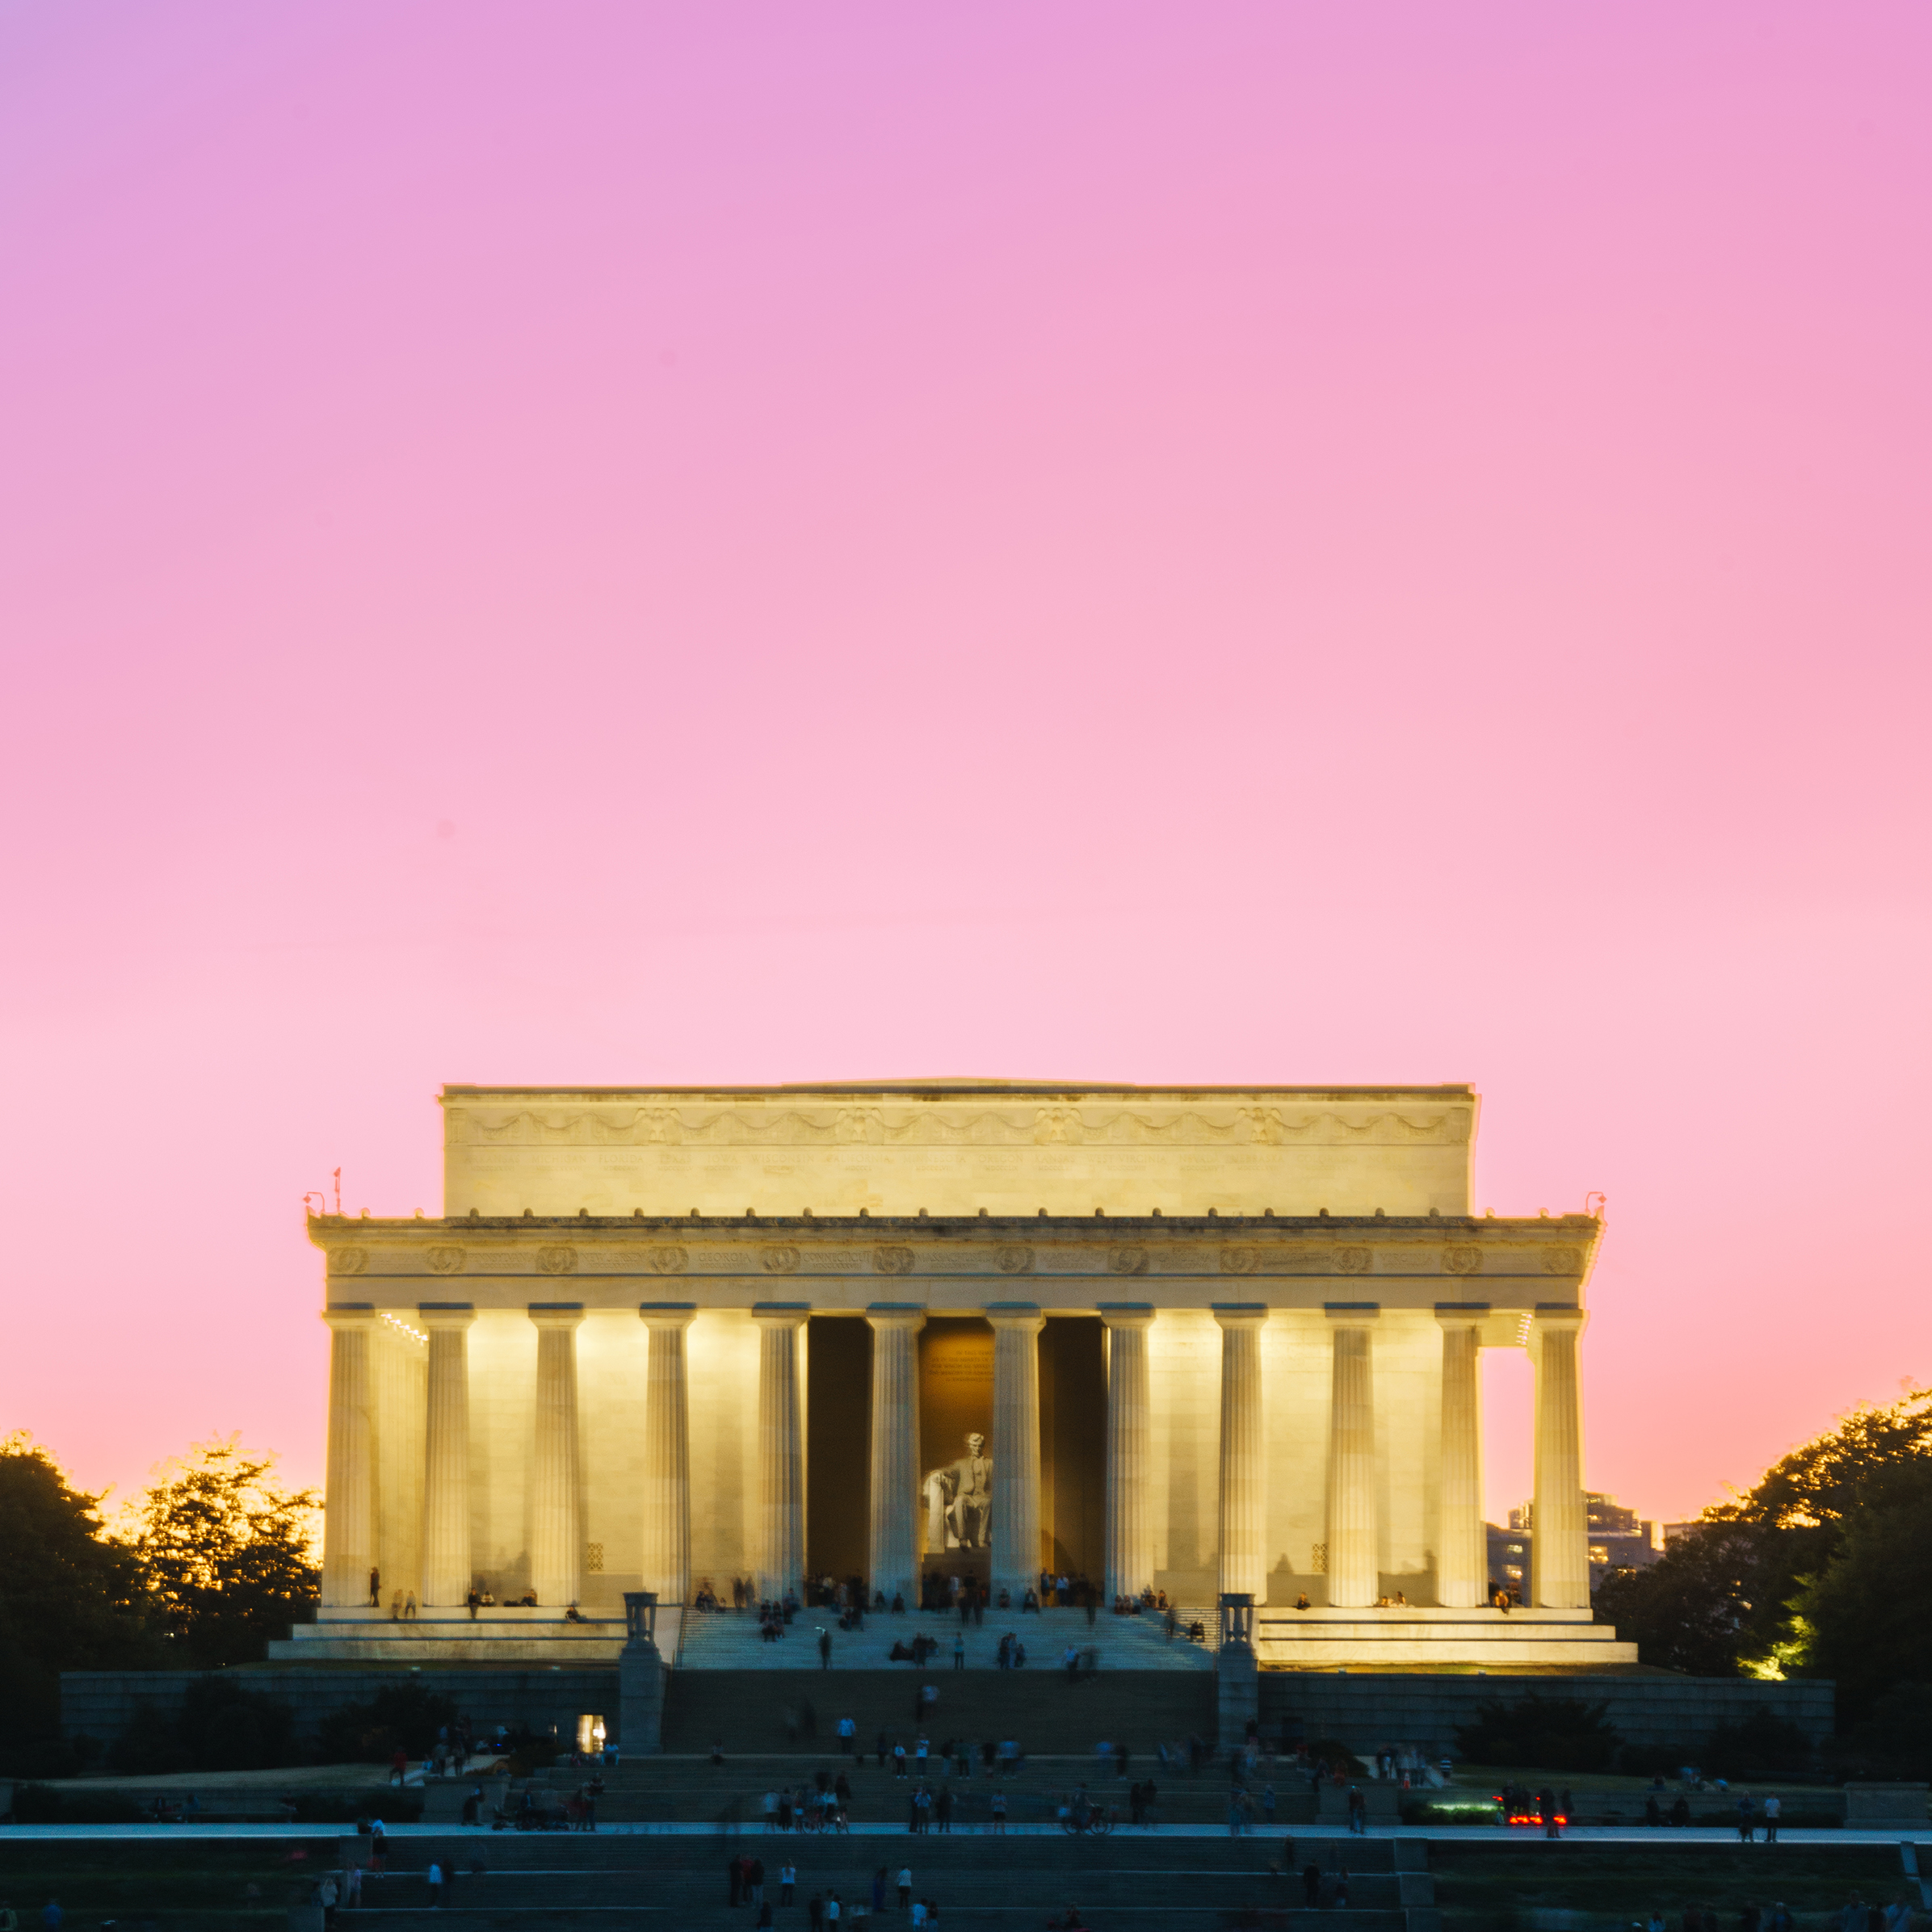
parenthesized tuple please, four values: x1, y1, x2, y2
(1257, 1671, 1834, 1753)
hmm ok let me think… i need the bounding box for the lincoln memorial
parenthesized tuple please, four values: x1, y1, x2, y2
(284, 1082, 1635, 1670)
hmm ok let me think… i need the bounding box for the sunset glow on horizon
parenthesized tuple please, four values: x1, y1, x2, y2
(2, 3, 1927, 1533)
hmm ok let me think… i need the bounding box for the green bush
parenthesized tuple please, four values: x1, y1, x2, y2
(1701, 1710, 1813, 1781)
(1454, 1693, 1621, 1772)
(1301, 1737, 1367, 1777)
(9, 1783, 148, 1824)
(316, 1680, 458, 1763)
(107, 1677, 296, 1774)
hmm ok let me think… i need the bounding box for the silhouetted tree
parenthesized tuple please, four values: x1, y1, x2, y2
(0, 1435, 159, 1773)
(123, 1435, 318, 1667)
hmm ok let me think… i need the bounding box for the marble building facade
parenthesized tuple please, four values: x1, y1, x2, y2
(287, 1083, 1634, 1668)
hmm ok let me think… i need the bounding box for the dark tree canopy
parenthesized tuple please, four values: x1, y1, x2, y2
(124, 1435, 319, 1668)
(1594, 1386, 1932, 1713)
(0, 1436, 159, 1773)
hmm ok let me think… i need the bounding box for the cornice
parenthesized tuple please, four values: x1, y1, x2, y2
(308, 1209, 1601, 1286)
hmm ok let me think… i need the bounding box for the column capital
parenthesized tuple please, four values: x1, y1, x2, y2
(1434, 1301, 1489, 1328)
(986, 1302, 1044, 1333)
(1212, 1303, 1268, 1330)
(418, 1302, 476, 1331)
(639, 1302, 697, 1330)
(865, 1303, 927, 1331)
(1323, 1301, 1380, 1324)
(1531, 1303, 1587, 1334)
(528, 1302, 585, 1330)
(751, 1302, 811, 1328)
(321, 1303, 376, 1330)
(1098, 1303, 1155, 1329)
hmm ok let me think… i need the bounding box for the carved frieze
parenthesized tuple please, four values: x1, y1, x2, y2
(995, 1243, 1034, 1275)
(649, 1245, 689, 1275)
(1541, 1246, 1583, 1275)
(1334, 1246, 1371, 1275)
(450, 1102, 1471, 1151)
(1107, 1245, 1149, 1277)
(1442, 1246, 1484, 1275)
(330, 1248, 368, 1275)
(759, 1245, 800, 1275)
(872, 1245, 915, 1275)
(425, 1246, 465, 1275)
(1219, 1246, 1260, 1275)
(536, 1245, 578, 1275)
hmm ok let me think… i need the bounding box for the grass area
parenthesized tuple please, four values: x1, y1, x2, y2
(0, 1838, 322, 1928)
(1431, 1843, 1912, 1932)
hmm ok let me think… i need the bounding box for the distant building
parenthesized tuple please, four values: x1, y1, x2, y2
(1487, 1493, 1661, 1597)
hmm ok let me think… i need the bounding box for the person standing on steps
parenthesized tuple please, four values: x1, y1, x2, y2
(898, 1867, 913, 1908)
(951, 1633, 964, 1671)
(990, 1790, 1006, 1834)
(781, 1865, 796, 1905)
(820, 1627, 834, 1670)
(872, 1868, 887, 1915)
(827, 1895, 841, 1932)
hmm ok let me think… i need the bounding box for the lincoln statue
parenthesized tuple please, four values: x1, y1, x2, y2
(925, 1432, 993, 1552)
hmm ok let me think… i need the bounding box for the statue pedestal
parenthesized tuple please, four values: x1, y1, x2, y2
(1216, 1593, 1258, 1750)
(619, 1590, 666, 1756)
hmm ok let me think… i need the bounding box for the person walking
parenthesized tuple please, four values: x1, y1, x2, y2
(1346, 1786, 1367, 1836)
(1762, 1795, 1782, 1843)
(426, 1861, 444, 1909)
(368, 1565, 381, 1607)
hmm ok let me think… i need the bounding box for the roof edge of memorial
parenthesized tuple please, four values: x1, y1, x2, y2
(439, 1081, 1476, 1102)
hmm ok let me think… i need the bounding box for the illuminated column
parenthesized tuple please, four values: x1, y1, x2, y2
(1214, 1305, 1268, 1603)
(1531, 1306, 1590, 1609)
(639, 1304, 695, 1605)
(373, 1316, 426, 1605)
(989, 1304, 1045, 1606)
(320, 1304, 376, 1610)
(1434, 1304, 1488, 1608)
(528, 1304, 585, 1610)
(866, 1305, 926, 1606)
(1325, 1304, 1379, 1609)
(754, 1304, 809, 1603)
(419, 1304, 476, 1608)
(1099, 1305, 1154, 1602)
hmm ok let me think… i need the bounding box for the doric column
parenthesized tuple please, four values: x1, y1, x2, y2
(1099, 1305, 1154, 1602)
(320, 1304, 376, 1610)
(418, 1304, 476, 1608)
(1213, 1305, 1268, 1603)
(639, 1304, 696, 1605)
(1531, 1306, 1590, 1608)
(1325, 1304, 1380, 1609)
(866, 1305, 926, 1605)
(754, 1304, 809, 1603)
(989, 1304, 1045, 1605)
(528, 1304, 585, 1610)
(1434, 1304, 1488, 1608)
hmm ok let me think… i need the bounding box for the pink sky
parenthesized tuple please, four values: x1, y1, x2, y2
(2, 3, 1927, 1530)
